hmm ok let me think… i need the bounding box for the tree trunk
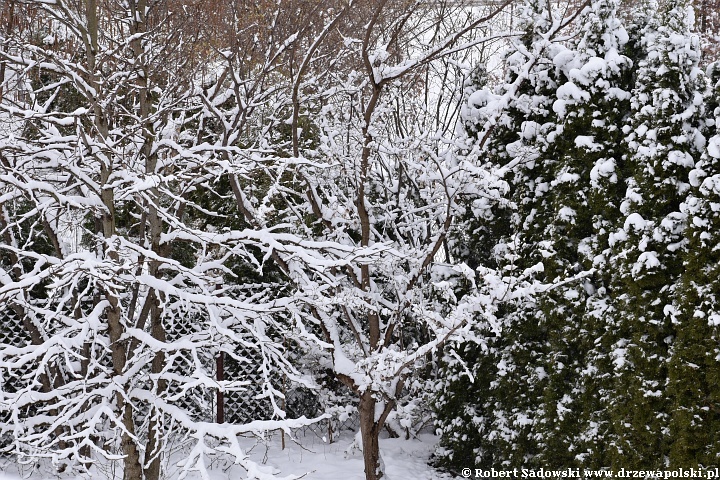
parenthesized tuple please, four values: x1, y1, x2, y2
(359, 391, 383, 480)
(143, 293, 166, 480)
(107, 291, 143, 480)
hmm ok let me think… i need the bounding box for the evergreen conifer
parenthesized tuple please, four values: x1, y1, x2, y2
(668, 61, 720, 467)
(607, 0, 704, 467)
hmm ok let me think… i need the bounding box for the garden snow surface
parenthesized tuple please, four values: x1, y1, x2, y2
(0, 431, 458, 480)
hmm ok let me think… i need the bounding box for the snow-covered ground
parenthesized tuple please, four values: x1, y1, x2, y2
(242, 431, 457, 480)
(0, 431, 457, 480)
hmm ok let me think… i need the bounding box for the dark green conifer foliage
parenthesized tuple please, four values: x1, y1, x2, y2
(482, 0, 563, 467)
(435, 59, 524, 471)
(534, 0, 632, 467)
(668, 62, 720, 467)
(434, 340, 498, 470)
(435, 0, 562, 467)
(435, 0, 718, 470)
(607, 0, 704, 468)
(434, 64, 503, 470)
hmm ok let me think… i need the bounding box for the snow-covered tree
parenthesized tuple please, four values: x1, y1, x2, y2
(486, 0, 566, 465)
(434, 0, 601, 468)
(668, 61, 720, 467)
(0, 1, 329, 478)
(1, 1, 539, 479)
(219, 2, 530, 477)
(607, 0, 705, 467)
(433, 63, 511, 471)
(434, 0, 720, 470)
(535, 0, 632, 466)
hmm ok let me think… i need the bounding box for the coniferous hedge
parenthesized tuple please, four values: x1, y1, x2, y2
(435, 0, 720, 470)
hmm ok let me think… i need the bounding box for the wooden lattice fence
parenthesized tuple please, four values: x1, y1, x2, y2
(0, 308, 357, 440)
